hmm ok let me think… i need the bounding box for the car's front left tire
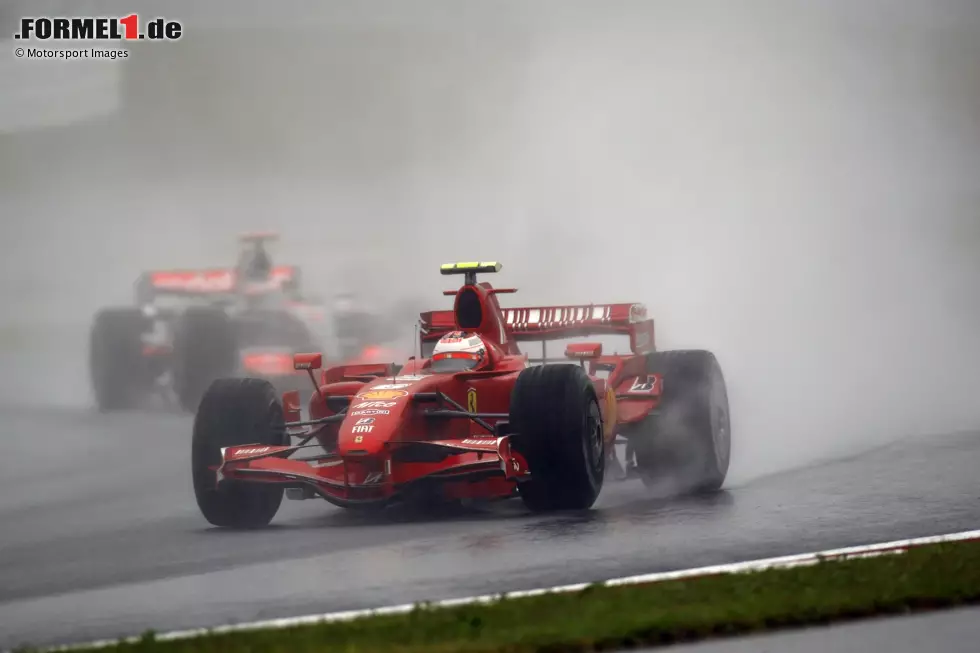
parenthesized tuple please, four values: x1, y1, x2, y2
(192, 377, 288, 528)
(509, 364, 606, 511)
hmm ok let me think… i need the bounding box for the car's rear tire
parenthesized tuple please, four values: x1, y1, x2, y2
(509, 364, 605, 511)
(173, 307, 238, 413)
(630, 349, 731, 493)
(88, 307, 152, 412)
(192, 377, 287, 528)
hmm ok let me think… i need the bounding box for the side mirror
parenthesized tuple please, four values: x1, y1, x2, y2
(565, 342, 603, 360)
(282, 390, 302, 424)
(293, 352, 323, 371)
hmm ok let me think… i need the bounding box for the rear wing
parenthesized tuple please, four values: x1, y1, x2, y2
(135, 265, 300, 297)
(419, 302, 655, 355)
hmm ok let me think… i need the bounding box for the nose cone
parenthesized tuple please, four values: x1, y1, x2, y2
(338, 385, 411, 455)
(338, 417, 389, 456)
(337, 374, 437, 455)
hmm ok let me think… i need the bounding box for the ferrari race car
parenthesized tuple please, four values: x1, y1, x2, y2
(89, 233, 327, 413)
(191, 261, 731, 527)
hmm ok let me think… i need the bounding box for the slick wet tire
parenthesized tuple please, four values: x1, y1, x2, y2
(173, 307, 237, 413)
(192, 377, 288, 528)
(631, 350, 731, 493)
(89, 307, 151, 412)
(509, 364, 605, 512)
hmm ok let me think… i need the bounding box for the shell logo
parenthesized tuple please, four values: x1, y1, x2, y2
(356, 389, 408, 401)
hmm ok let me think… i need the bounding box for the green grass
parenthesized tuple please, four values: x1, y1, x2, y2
(30, 540, 980, 653)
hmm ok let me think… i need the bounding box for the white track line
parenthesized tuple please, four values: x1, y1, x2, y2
(43, 529, 980, 652)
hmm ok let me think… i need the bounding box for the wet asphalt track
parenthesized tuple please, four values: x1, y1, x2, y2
(0, 405, 978, 650)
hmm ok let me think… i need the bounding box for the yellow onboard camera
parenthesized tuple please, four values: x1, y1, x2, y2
(440, 261, 502, 285)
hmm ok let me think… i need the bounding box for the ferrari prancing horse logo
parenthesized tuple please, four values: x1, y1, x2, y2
(467, 387, 478, 413)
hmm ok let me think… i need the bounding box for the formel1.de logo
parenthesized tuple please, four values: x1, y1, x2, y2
(14, 15, 183, 41)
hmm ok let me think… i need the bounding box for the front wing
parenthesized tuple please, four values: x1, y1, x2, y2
(217, 436, 529, 507)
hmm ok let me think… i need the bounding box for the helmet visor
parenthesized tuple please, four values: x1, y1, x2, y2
(430, 351, 481, 373)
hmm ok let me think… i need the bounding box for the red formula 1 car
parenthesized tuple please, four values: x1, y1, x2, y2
(191, 262, 731, 527)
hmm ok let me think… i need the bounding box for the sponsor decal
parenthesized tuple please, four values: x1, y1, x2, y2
(233, 446, 270, 456)
(629, 303, 648, 323)
(629, 375, 657, 393)
(151, 270, 233, 292)
(241, 352, 294, 376)
(292, 353, 322, 370)
(355, 417, 375, 425)
(352, 425, 374, 434)
(353, 401, 397, 409)
(371, 383, 410, 390)
(144, 266, 295, 294)
(356, 389, 408, 401)
(467, 387, 478, 413)
(363, 471, 384, 485)
(462, 438, 496, 446)
(385, 375, 427, 382)
(354, 435, 364, 443)
(350, 409, 390, 416)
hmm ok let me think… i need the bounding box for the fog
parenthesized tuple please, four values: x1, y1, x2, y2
(2, 0, 979, 484)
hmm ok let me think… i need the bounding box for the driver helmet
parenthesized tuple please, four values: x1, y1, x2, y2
(430, 331, 488, 373)
(238, 242, 273, 283)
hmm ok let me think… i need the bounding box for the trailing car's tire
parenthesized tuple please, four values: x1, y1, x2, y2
(509, 364, 605, 512)
(88, 307, 151, 412)
(192, 377, 288, 528)
(630, 350, 730, 493)
(173, 307, 237, 413)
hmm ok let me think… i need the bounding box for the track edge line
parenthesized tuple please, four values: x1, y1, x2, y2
(33, 528, 980, 653)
